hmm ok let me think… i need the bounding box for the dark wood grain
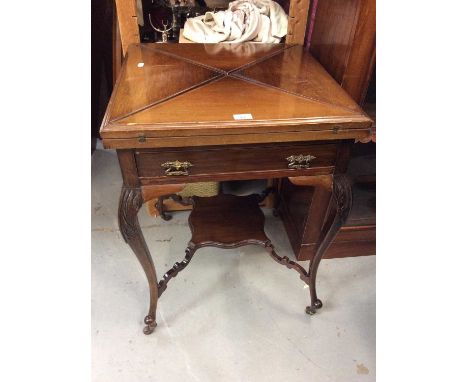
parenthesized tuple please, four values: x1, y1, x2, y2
(188, 194, 269, 249)
(277, 139, 351, 262)
(157, 247, 196, 297)
(300, 225, 376, 259)
(278, 170, 375, 261)
(117, 149, 139, 187)
(306, 174, 353, 314)
(135, 142, 338, 184)
(309, 0, 376, 104)
(118, 186, 158, 335)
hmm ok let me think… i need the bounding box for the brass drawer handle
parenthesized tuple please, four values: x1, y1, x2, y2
(161, 160, 193, 176)
(286, 154, 316, 169)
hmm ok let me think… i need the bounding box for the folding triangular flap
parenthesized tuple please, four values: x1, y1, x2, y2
(108, 44, 221, 121)
(147, 42, 290, 72)
(116, 76, 358, 126)
(235, 46, 362, 113)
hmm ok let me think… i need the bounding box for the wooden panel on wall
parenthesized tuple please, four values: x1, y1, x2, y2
(309, 0, 376, 104)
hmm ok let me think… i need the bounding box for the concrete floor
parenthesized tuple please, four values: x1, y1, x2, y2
(92, 148, 376, 382)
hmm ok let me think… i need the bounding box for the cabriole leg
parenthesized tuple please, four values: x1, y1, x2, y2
(119, 187, 159, 334)
(306, 174, 353, 315)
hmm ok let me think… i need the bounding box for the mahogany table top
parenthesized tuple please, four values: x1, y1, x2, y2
(100, 43, 372, 149)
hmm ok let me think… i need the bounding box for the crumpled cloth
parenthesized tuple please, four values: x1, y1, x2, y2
(183, 0, 288, 43)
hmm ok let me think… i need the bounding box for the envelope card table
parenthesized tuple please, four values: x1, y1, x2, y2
(100, 43, 372, 334)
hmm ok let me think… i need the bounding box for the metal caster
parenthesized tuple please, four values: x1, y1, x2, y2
(313, 299, 323, 309)
(143, 315, 157, 335)
(305, 299, 323, 315)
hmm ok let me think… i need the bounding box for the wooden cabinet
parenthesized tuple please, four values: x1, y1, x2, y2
(279, 0, 376, 260)
(308, 0, 376, 105)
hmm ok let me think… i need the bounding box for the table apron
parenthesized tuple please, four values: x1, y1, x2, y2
(134, 142, 339, 185)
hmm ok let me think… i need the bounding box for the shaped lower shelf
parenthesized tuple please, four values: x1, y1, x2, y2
(188, 193, 270, 250)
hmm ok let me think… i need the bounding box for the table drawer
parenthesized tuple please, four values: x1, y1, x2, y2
(135, 142, 338, 183)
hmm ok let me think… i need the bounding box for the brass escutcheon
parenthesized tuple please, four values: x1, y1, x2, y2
(161, 160, 193, 176)
(286, 154, 316, 169)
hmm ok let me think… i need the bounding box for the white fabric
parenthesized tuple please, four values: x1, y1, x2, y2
(182, 0, 288, 43)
